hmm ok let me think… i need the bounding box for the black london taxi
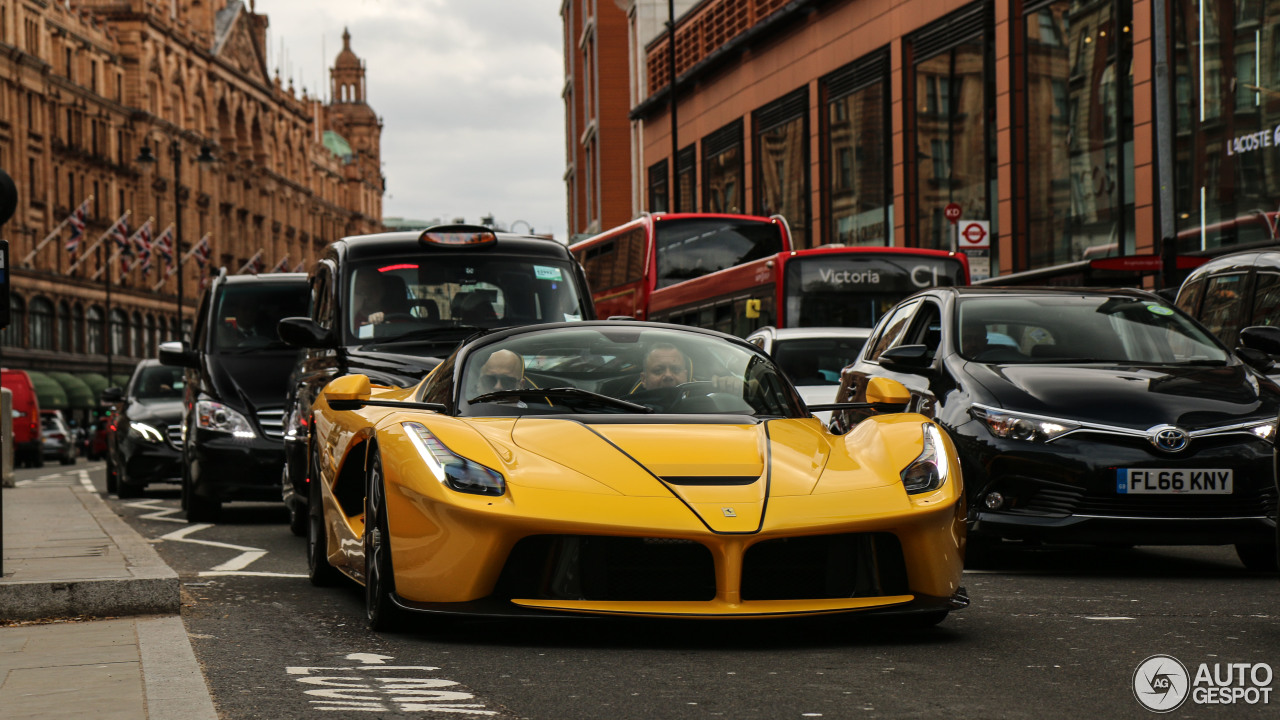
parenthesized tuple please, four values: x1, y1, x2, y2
(277, 224, 595, 539)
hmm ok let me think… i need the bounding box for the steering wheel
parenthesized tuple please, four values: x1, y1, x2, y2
(675, 380, 718, 395)
(381, 312, 418, 322)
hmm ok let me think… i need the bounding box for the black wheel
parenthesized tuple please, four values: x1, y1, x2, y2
(286, 469, 307, 537)
(1236, 541, 1278, 572)
(33, 455, 44, 468)
(365, 447, 406, 630)
(307, 465, 344, 587)
(106, 457, 118, 494)
(60, 451, 76, 466)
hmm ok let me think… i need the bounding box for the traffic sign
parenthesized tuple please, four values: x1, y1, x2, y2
(958, 220, 990, 248)
(944, 203, 962, 225)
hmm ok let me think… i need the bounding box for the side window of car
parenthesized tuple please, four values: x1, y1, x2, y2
(1249, 272, 1280, 327)
(312, 263, 334, 330)
(1198, 273, 1247, 346)
(192, 288, 212, 351)
(866, 300, 920, 362)
(903, 301, 943, 357)
(1175, 277, 1205, 317)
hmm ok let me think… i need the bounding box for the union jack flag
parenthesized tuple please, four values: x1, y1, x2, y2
(192, 235, 212, 268)
(63, 198, 91, 254)
(154, 226, 175, 271)
(133, 222, 154, 275)
(271, 255, 290, 273)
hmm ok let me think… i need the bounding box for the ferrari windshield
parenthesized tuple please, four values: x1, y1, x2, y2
(451, 326, 804, 417)
(956, 295, 1230, 364)
(345, 256, 588, 344)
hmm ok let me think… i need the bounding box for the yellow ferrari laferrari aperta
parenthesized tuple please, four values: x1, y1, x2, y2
(305, 321, 967, 630)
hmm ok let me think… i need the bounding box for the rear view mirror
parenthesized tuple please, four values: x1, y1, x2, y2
(865, 377, 911, 406)
(100, 386, 124, 403)
(1238, 326, 1280, 356)
(278, 317, 337, 349)
(158, 341, 199, 368)
(877, 344, 933, 374)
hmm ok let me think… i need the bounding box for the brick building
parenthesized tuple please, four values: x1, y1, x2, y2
(0, 0, 383, 400)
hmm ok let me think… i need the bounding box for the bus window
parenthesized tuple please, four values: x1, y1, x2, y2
(783, 253, 966, 328)
(654, 217, 785, 288)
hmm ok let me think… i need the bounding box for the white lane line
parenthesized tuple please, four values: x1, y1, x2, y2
(78, 469, 96, 492)
(1082, 616, 1135, 621)
(123, 498, 188, 523)
(157, 522, 306, 579)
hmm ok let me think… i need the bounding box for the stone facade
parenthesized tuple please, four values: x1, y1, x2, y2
(0, 0, 383, 379)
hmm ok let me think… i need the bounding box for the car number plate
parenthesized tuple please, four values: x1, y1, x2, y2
(1117, 468, 1233, 494)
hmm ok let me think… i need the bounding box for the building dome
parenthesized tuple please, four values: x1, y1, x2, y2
(334, 28, 360, 70)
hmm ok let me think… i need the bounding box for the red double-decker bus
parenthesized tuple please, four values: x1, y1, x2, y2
(571, 213, 970, 336)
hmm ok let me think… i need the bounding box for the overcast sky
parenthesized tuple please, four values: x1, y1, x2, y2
(257, 0, 570, 240)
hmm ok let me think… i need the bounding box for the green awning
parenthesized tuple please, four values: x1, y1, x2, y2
(111, 374, 132, 389)
(77, 373, 109, 400)
(26, 371, 69, 410)
(48, 372, 96, 409)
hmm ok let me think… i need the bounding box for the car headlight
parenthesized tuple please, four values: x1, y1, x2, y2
(403, 421, 505, 496)
(195, 400, 256, 439)
(902, 423, 951, 494)
(972, 405, 1079, 443)
(128, 422, 165, 443)
(1251, 421, 1276, 442)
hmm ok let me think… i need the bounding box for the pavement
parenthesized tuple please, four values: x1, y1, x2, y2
(1, 472, 219, 719)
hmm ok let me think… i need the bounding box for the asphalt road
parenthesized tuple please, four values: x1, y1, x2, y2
(16, 461, 1279, 719)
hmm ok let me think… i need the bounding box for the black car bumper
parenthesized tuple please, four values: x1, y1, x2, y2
(959, 429, 1278, 545)
(120, 438, 183, 485)
(188, 430, 285, 503)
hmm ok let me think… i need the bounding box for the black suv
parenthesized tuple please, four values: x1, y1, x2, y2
(160, 270, 309, 520)
(278, 224, 595, 535)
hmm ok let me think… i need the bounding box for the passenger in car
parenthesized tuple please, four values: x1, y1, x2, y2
(471, 349, 529, 397)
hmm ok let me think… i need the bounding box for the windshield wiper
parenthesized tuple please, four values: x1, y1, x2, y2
(469, 387, 654, 414)
(363, 325, 485, 347)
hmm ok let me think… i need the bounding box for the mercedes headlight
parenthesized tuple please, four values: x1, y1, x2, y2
(902, 423, 951, 494)
(128, 422, 165, 443)
(1250, 421, 1276, 442)
(972, 405, 1078, 443)
(195, 400, 256, 439)
(403, 421, 505, 496)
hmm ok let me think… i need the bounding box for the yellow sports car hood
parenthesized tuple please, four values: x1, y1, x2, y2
(506, 418, 902, 533)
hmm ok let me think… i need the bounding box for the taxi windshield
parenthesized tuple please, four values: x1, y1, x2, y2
(451, 326, 803, 417)
(346, 256, 587, 344)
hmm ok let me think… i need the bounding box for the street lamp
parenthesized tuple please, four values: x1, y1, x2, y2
(136, 140, 215, 339)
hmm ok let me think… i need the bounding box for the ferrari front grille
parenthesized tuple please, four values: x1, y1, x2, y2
(497, 535, 716, 602)
(741, 533, 909, 601)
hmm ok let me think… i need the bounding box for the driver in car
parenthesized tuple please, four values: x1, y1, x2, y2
(633, 343, 744, 396)
(354, 272, 391, 327)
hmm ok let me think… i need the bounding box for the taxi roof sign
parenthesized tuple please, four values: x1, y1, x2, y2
(418, 224, 497, 248)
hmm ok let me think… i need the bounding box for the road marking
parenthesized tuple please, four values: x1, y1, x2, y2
(156, 523, 306, 579)
(123, 498, 188, 523)
(1083, 616, 1135, 621)
(78, 469, 95, 492)
(287, 655, 497, 715)
(15, 469, 86, 487)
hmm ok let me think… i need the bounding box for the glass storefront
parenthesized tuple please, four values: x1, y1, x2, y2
(1173, 0, 1280, 252)
(1024, 1, 1134, 266)
(648, 160, 669, 213)
(754, 88, 809, 247)
(823, 50, 892, 248)
(909, 6, 995, 254)
(702, 120, 743, 214)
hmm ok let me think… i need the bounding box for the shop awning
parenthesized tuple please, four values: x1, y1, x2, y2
(48, 372, 96, 409)
(26, 371, 68, 410)
(111, 374, 132, 389)
(76, 373, 109, 401)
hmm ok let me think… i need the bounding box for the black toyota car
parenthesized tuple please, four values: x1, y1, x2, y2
(830, 287, 1279, 571)
(277, 224, 595, 536)
(160, 271, 310, 520)
(103, 360, 186, 497)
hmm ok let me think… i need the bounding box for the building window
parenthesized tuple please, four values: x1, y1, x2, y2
(73, 304, 85, 354)
(648, 159, 669, 213)
(676, 145, 696, 213)
(58, 301, 71, 351)
(754, 88, 810, 247)
(1024, 0, 1133, 267)
(87, 306, 104, 355)
(908, 5, 994, 253)
(109, 309, 127, 357)
(29, 297, 54, 351)
(822, 50, 892, 247)
(702, 120, 743, 214)
(131, 312, 144, 358)
(2, 296, 24, 347)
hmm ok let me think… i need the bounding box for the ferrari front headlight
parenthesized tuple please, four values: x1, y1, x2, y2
(403, 421, 505, 496)
(128, 422, 165, 443)
(195, 400, 256, 439)
(902, 423, 950, 495)
(972, 405, 1078, 443)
